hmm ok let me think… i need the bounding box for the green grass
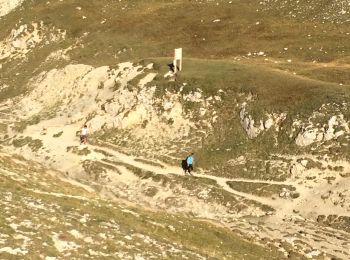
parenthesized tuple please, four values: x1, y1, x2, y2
(227, 181, 296, 198)
(12, 137, 43, 152)
(1, 0, 349, 170)
(67, 146, 90, 156)
(12, 106, 59, 133)
(146, 57, 350, 125)
(102, 158, 274, 213)
(1, 0, 349, 96)
(317, 215, 350, 233)
(82, 160, 119, 181)
(162, 58, 350, 115)
(53, 131, 63, 138)
(133, 158, 165, 168)
(87, 56, 350, 175)
(287, 65, 350, 86)
(0, 123, 7, 134)
(259, 0, 350, 24)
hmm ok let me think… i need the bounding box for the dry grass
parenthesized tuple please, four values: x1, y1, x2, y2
(0, 155, 283, 259)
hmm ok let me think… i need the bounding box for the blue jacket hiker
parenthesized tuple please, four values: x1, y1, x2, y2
(186, 153, 194, 174)
(186, 154, 193, 165)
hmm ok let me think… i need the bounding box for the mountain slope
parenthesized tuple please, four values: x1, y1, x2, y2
(0, 154, 284, 259)
(0, 0, 350, 259)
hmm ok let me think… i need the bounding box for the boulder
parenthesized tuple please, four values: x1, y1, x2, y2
(290, 163, 305, 175)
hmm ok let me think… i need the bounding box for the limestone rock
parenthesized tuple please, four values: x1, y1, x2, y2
(239, 104, 286, 139)
(290, 162, 305, 175)
(295, 110, 349, 146)
(295, 128, 321, 146)
(0, 0, 25, 17)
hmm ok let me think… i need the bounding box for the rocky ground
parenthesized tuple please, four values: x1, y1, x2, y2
(0, 61, 349, 259)
(1, 0, 350, 259)
(1, 153, 284, 259)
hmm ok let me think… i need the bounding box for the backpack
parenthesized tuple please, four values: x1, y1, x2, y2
(181, 159, 188, 170)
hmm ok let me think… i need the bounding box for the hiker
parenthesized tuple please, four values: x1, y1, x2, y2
(166, 63, 178, 81)
(181, 158, 188, 174)
(167, 63, 179, 73)
(80, 124, 88, 144)
(186, 153, 194, 174)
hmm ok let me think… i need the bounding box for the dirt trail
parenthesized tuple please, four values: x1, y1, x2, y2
(2, 113, 295, 210)
(2, 115, 350, 259)
(114, 142, 350, 259)
(91, 144, 288, 208)
(82, 142, 350, 259)
(6, 118, 350, 218)
(95, 143, 295, 184)
(229, 215, 350, 260)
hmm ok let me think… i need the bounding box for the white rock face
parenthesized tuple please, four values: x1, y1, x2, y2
(227, 156, 246, 166)
(16, 62, 218, 145)
(0, 84, 9, 91)
(240, 111, 263, 138)
(295, 113, 349, 147)
(290, 162, 305, 175)
(163, 101, 173, 111)
(264, 118, 274, 129)
(295, 128, 321, 146)
(183, 90, 203, 102)
(0, 22, 66, 61)
(0, 0, 24, 17)
(239, 104, 286, 139)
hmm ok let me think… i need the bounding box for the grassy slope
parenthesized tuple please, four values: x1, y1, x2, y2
(1, 0, 349, 104)
(1, 0, 349, 170)
(0, 0, 349, 70)
(0, 154, 283, 259)
(146, 57, 350, 170)
(0, 1, 348, 257)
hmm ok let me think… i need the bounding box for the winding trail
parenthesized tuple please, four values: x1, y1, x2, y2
(92, 143, 288, 208)
(2, 112, 350, 259)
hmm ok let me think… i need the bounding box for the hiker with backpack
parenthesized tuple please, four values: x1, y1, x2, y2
(182, 153, 194, 175)
(186, 153, 194, 174)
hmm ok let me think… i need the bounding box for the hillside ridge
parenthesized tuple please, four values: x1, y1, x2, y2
(1, 0, 350, 259)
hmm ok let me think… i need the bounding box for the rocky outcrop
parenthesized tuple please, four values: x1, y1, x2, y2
(289, 160, 307, 175)
(294, 106, 349, 147)
(0, 21, 66, 61)
(0, 0, 24, 17)
(239, 106, 264, 138)
(15, 62, 220, 146)
(239, 103, 286, 139)
(239, 102, 349, 147)
(295, 128, 322, 147)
